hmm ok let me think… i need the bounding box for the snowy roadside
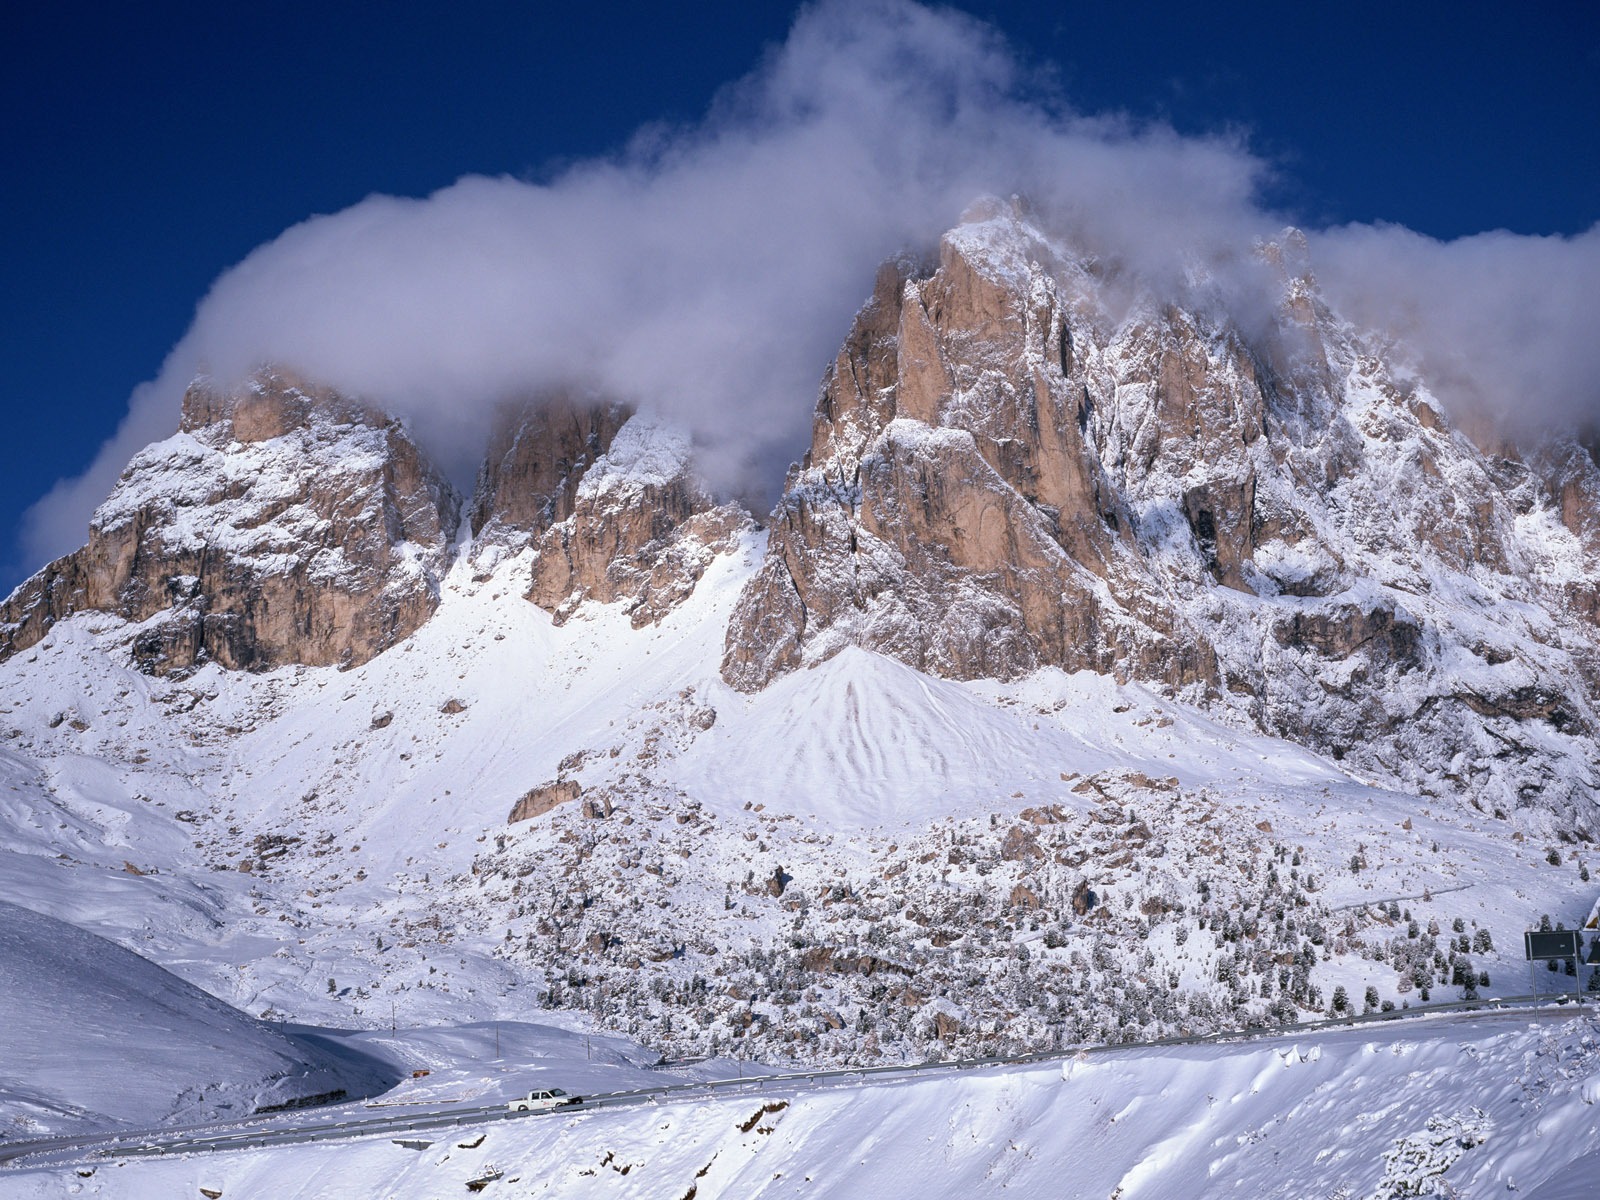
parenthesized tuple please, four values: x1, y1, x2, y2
(4, 1007, 1596, 1199)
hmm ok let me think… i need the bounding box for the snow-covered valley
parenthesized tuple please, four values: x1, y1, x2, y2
(3, 530, 1596, 1179)
(2, 194, 1598, 1198)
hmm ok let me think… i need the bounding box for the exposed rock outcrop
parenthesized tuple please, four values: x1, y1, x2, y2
(526, 415, 750, 627)
(468, 403, 749, 628)
(468, 397, 631, 559)
(0, 369, 460, 674)
(509, 780, 582, 824)
(723, 198, 1600, 828)
(723, 200, 1222, 694)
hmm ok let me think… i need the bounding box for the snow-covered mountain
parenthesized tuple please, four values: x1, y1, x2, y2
(0, 368, 460, 675)
(1, 199, 1598, 1150)
(727, 199, 1600, 832)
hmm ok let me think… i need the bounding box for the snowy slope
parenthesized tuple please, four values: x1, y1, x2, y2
(0, 539, 1591, 1073)
(4, 1010, 1598, 1199)
(0, 901, 387, 1139)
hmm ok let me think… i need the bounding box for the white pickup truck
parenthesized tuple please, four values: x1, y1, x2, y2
(506, 1087, 583, 1113)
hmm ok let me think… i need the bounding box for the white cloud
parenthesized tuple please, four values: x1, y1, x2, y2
(19, 0, 1598, 569)
(1313, 221, 1600, 435)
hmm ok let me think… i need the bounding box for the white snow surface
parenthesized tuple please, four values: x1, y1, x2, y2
(577, 411, 696, 497)
(0, 901, 379, 1137)
(1, 498, 1597, 1191)
(4, 1010, 1599, 1198)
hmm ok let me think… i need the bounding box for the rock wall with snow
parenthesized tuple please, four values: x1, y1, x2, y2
(526, 414, 751, 627)
(467, 396, 631, 559)
(0, 370, 461, 675)
(724, 199, 1600, 829)
(467, 399, 751, 626)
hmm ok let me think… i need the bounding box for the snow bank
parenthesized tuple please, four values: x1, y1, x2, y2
(0, 901, 388, 1139)
(8, 1010, 1598, 1198)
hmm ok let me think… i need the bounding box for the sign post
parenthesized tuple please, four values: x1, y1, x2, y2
(1525, 929, 1583, 1002)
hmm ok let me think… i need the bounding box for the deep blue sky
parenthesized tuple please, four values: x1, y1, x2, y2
(3, 0, 1597, 586)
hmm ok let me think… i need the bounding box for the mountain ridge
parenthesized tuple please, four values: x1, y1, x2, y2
(0, 198, 1596, 1077)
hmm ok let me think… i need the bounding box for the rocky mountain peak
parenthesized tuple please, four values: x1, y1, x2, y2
(523, 412, 751, 627)
(724, 203, 1600, 830)
(179, 366, 371, 443)
(0, 369, 461, 675)
(723, 201, 1214, 694)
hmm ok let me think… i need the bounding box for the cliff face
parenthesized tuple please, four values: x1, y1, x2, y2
(467, 400, 748, 627)
(467, 397, 632, 558)
(525, 415, 750, 628)
(0, 370, 461, 675)
(723, 199, 1600, 826)
(721, 201, 1239, 693)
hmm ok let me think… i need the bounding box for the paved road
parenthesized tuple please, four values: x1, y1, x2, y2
(1, 992, 1590, 1170)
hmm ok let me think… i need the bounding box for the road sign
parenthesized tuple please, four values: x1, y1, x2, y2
(1525, 929, 1582, 960)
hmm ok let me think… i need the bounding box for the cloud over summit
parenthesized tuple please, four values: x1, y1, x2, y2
(21, 0, 1599, 569)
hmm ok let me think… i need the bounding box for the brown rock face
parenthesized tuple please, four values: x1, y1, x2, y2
(722, 199, 1600, 828)
(0, 369, 460, 675)
(468, 397, 631, 554)
(499, 412, 755, 624)
(509, 780, 582, 824)
(530, 495, 748, 629)
(723, 200, 1221, 693)
(470, 405, 749, 627)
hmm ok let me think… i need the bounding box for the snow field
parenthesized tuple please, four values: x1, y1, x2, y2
(7, 1010, 1599, 1198)
(0, 902, 387, 1138)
